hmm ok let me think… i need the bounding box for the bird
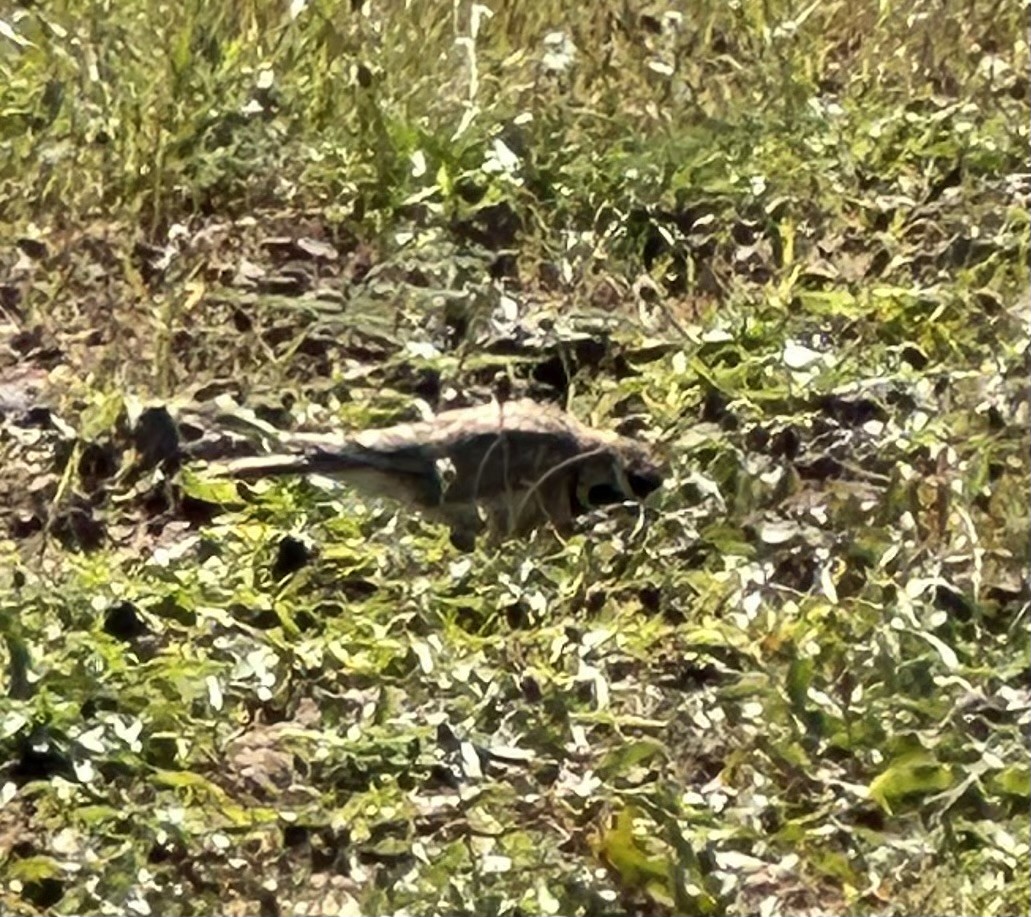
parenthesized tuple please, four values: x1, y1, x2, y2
(207, 397, 666, 550)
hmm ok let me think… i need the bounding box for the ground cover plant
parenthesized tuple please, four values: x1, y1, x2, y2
(0, 0, 1028, 914)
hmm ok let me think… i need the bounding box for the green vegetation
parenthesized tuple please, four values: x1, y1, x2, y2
(0, 0, 1028, 913)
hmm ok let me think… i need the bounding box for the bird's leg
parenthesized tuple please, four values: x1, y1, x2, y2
(471, 381, 518, 536)
(490, 371, 518, 536)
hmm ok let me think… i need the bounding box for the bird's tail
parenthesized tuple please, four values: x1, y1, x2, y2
(210, 442, 429, 481)
(213, 452, 329, 480)
(207, 443, 444, 509)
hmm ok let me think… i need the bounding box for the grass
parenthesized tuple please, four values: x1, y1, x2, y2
(0, 0, 1028, 914)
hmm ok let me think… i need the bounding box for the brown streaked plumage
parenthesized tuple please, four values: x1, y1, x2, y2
(211, 398, 665, 549)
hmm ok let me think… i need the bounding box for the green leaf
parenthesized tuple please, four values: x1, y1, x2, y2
(785, 655, 813, 714)
(178, 467, 243, 506)
(868, 755, 954, 814)
(597, 739, 666, 779)
(988, 765, 1031, 800)
(6, 855, 63, 882)
(591, 807, 673, 906)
